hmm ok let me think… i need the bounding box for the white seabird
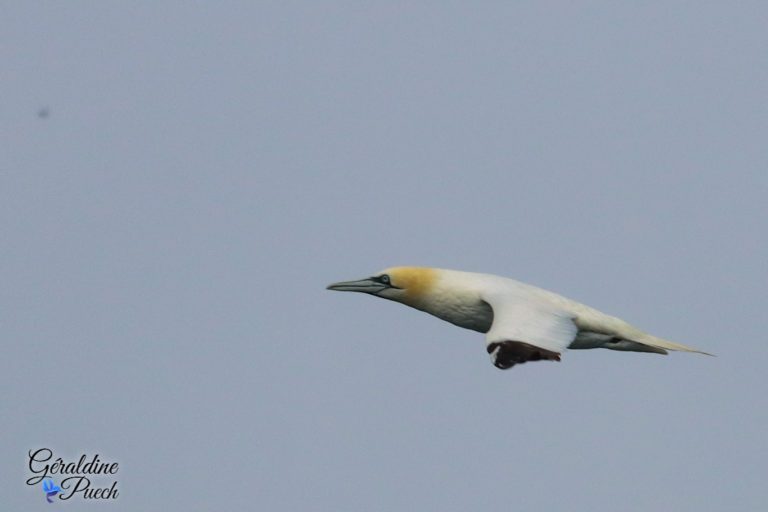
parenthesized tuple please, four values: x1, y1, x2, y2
(327, 267, 710, 370)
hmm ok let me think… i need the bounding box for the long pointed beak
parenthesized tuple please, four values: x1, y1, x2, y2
(326, 277, 386, 293)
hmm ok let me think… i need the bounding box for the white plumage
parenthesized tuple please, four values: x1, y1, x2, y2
(327, 267, 710, 370)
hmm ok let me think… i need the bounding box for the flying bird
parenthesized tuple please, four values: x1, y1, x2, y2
(327, 267, 710, 370)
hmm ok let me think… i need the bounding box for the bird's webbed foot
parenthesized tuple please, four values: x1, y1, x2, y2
(487, 341, 561, 370)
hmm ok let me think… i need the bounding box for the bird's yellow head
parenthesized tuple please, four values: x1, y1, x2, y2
(326, 266, 438, 306)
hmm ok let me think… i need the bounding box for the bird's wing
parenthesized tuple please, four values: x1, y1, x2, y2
(482, 290, 578, 368)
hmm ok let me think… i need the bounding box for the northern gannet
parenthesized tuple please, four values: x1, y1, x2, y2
(327, 267, 710, 369)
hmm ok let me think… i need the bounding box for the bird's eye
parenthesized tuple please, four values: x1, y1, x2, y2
(379, 274, 391, 285)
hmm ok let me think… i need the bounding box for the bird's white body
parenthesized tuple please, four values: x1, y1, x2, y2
(328, 267, 708, 370)
(407, 269, 660, 346)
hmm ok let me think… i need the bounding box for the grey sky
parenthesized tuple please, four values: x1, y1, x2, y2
(3, 2, 767, 510)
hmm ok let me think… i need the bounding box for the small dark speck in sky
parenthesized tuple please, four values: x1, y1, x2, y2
(37, 107, 50, 119)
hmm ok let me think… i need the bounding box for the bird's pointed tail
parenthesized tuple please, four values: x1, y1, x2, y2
(638, 335, 714, 356)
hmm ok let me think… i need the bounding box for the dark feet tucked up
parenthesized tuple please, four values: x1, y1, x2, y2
(487, 341, 561, 370)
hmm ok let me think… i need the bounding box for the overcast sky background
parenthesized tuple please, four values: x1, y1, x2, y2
(3, 2, 767, 511)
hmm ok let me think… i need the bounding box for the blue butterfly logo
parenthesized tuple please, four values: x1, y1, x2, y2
(42, 478, 61, 503)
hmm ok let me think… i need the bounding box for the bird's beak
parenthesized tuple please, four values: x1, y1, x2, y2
(326, 277, 386, 294)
